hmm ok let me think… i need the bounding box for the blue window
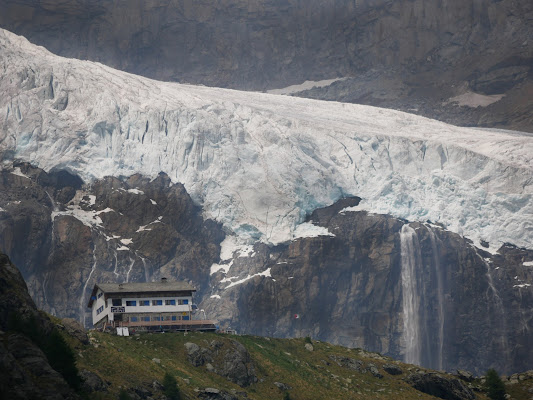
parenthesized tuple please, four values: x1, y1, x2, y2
(165, 299, 176, 306)
(152, 300, 163, 306)
(139, 300, 149, 306)
(126, 300, 136, 306)
(183, 315, 189, 321)
(152, 316, 161, 321)
(171, 316, 177, 321)
(141, 316, 150, 321)
(183, 299, 188, 305)
(130, 317, 138, 322)
(97, 292, 103, 299)
(96, 306, 104, 315)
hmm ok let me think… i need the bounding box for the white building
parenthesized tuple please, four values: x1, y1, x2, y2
(87, 279, 215, 332)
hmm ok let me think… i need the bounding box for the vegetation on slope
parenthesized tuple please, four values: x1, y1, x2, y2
(58, 328, 533, 400)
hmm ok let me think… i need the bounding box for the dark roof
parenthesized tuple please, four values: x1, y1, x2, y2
(87, 281, 196, 307)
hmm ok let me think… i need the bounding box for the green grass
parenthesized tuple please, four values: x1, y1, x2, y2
(63, 330, 502, 400)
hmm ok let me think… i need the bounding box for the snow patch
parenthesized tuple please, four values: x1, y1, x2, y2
(120, 238, 133, 245)
(445, 91, 505, 108)
(293, 222, 335, 239)
(210, 295, 221, 299)
(150, 199, 157, 205)
(224, 268, 273, 289)
(514, 284, 531, 288)
(136, 225, 152, 233)
(117, 246, 129, 251)
(267, 78, 346, 95)
(127, 188, 144, 195)
(10, 167, 29, 179)
(523, 261, 533, 267)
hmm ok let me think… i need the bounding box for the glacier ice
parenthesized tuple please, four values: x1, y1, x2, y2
(1, 28, 532, 250)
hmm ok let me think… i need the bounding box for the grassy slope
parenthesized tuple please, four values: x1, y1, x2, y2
(62, 329, 501, 400)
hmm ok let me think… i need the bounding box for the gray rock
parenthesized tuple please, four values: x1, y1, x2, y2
(405, 372, 475, 400)
(152, 358, 161, 364)
(79, 369, 108, 392)
(383, 364, 403, 375)
(456, 369, 474, 382)
(368, 363, 383, 379)
(206, 363, 215, 372)
(304, 343, 314, 351)
(274, 382, 292, 390)
(198, 387, 239, 400)
(60, 318, 89, 344)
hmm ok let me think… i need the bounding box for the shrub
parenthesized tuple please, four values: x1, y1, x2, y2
(304, 336, 312, 344)
(485, 368, 506, 400)
(162, 372, 181, 400)
(118, 389, 130, 400)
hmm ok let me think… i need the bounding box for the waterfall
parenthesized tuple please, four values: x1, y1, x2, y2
(125, 257, 135, 283)
(483, 256, 509, 362)
(137, 253, 151, 282)
(427, 227, 445, 371)
(400, 224, 422, 365)
(79, 246, 97, 327)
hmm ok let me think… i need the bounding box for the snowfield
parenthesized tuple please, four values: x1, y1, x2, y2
(1, 28, 532, 249)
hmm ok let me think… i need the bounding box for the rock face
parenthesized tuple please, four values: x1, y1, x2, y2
(0, 162, 224, 326)
(206, 199, 533, 375)
(405, 372, 475, 400)
(0, 252, 79, 400)
(1, 0, 531, 131)
(184, 340, 257, 387)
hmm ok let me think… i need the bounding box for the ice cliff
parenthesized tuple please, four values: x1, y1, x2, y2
(1, 28, 532, 249)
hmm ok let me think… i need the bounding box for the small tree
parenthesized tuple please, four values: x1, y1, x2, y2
(162, 372, 181, 400)
(485, 368, 506, 400)
(118, 389, 130, 400)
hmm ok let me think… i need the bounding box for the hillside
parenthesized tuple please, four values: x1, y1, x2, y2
(63, 328, 533, 400)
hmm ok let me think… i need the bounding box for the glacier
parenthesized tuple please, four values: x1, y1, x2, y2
(1, 28, 532, 249)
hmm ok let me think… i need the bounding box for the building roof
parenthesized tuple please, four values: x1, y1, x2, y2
(87, 280, 196, 307)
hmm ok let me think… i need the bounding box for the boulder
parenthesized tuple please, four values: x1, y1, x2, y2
(198, 387, 239, 400)
(79, 369, 108, 393)
(61, 318, 89, 345)
(456, 369, 474, 382)
(383, 364, 403, 375)
(406, 372, 475, 400)
(274, 382, 292, 390)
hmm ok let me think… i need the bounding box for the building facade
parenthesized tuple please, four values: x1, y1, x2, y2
(87, 279, 215, 331)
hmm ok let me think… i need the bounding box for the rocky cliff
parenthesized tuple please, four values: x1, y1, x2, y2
(1, 162, 532, 375)
(0, 0, 532, 131)
(0, 251, 80, 399)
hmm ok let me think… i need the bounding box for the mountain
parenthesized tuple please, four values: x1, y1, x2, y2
(0, 28, 532, 376)
(1, 0, 532, 132)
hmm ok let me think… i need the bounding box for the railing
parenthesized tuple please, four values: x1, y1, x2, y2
(117, 319, 216, 327)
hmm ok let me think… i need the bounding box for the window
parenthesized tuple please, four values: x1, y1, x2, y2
(152, 316, 161, 321)
(183, 315, 189, 321)
(165, 299, 176, 306)
(130, 316, 138, 322)
(177, 299, 189, 305)
(171, 315, 178, 321)
(152, 300, 163, 306)
(96, 306, 104, 315)
(97, 292, 103, 299)
(126, 300, 136, 306)
(112, 299, 122, 306)
(139, 300, 150, 306)
(141, 316, 150, 321)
